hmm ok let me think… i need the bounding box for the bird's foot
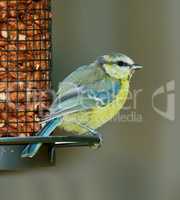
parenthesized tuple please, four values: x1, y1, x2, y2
(74, 122, 103, 148)
(91, 133, 103, 149)
(86, 130, 103, 149)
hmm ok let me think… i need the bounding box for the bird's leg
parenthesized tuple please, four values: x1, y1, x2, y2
(74, 122, 103, 148)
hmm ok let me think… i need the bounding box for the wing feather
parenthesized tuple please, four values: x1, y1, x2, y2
(42, 63, 121, 123)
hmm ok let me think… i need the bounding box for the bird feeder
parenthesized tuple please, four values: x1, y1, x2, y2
(0, 0, 100, 170)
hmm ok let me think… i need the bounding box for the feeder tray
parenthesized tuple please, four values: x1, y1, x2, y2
(0, 135, 101, 170)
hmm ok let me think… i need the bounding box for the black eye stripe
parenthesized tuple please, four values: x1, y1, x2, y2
(117, 61, 129, 66)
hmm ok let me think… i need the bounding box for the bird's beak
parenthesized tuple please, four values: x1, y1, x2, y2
(131, 64, 143, 70)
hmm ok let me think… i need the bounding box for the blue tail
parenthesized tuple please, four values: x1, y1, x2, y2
(21, 118, 61, 158)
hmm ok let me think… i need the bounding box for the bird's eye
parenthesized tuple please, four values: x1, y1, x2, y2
(117, 61, 129, 66)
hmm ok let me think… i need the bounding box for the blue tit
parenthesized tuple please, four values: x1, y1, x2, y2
(21, 53, 143, 158)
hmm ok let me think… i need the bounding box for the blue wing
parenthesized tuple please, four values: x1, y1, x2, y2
(44, 78, 121, 122)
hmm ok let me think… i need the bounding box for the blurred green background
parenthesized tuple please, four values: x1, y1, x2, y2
(0, 0, 179, 200)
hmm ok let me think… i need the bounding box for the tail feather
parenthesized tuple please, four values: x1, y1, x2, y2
(21, 118, 61, 158)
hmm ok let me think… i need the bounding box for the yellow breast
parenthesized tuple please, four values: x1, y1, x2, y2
(61, 80, 129, 134)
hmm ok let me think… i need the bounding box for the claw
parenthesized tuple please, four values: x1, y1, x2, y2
(86, 128, 103, 149)
(90, 133, 103, 149)
(74, 122, 103, 149)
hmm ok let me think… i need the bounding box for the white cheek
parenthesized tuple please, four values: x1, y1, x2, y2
(111, 66, 130, 79)
(103, 64, 130, 79)
(119, 67, 130, 77)
(111, 67, 118, 76)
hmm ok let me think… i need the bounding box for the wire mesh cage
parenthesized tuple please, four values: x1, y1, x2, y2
(0, 0, 52, 137)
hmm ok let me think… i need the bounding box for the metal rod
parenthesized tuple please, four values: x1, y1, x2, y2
(0, 135, 101, 147)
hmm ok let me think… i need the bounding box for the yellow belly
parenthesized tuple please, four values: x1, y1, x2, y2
(60, 80, 129, 134)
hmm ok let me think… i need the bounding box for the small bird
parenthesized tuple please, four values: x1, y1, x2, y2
(21, 53, 143, 158)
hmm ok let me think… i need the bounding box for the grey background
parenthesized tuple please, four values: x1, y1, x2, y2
(1, 0, 179, 200)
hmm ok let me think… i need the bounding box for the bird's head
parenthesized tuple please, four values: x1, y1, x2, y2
(97, 53, 143, 80)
